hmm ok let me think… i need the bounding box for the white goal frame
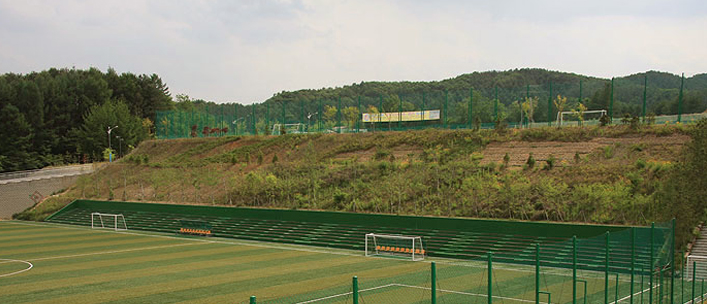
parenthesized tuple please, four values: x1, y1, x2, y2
(91, 212, 128, 231)
(365, 233, 425, 261)
(271, 123, 306, 135)
(556, 109, 607, 127)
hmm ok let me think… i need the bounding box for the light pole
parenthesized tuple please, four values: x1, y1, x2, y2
(115, 136, 123, 158)
(107, 125, 118, 162)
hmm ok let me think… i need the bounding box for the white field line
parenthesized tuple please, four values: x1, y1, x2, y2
(393, 283, 540, 304)
(295, 284, 396, 304)
(25, 242, 201, 262)
(296, 283, 541, 304)
(611, 284, 653, 304)
(0, 259, 33, 278)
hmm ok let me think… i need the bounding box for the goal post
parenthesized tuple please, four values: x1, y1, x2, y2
(91, 212, 128, 231)
(365, 233, 425, 261)
(556, 109, 607, 127)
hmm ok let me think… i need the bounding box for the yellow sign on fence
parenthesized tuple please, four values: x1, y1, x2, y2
(362, 110, 441, 123)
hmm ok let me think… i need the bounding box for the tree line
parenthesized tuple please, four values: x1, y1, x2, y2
(0, 68, 171, 172)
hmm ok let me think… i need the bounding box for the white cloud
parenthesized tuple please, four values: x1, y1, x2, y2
(0, 0, 706, 103)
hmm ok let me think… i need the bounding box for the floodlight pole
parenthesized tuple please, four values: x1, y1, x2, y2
(107, 125, 118, 162)
(115, 136, 123, 158)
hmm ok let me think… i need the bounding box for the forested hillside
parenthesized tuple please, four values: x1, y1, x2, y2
(3, 67, 706, 173)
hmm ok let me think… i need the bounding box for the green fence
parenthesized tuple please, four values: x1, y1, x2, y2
(47, 199, 678, 304)
(155, 74, 707, 139)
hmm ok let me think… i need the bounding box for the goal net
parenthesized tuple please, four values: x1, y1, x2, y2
(686, 255, 707, 281)
(91, 212, 128, 231)
(271, 123, 306, 135)
(557, 109, 607, 127)
(365, 233, 425, 261)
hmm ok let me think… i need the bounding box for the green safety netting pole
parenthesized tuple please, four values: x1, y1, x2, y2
(468, 88, 473, 129)
(234, 105, 237, 135)
(444, 90, 448, 129)
(573, 235, 577, 304)
(221, 104, 224, 136)
(548, 82, 553, 126)
(682, 250, 685, 304)
(659, 268, 663, 304)
(609, 78, 614, 123)
(422, 92, 426, 127)
(678, 73, 684, 123)
(579, 80, 583, 104)
(336, 96, 342, 133)
(378, 95, 383, 130)
(357, 96, 361, 133)
(631, 227, 635, 304)
(300, 100, 305, 128)
(282, 102, 286, 132)
(670, 218, 682, 304)
(702, 279, 705, 304)
(318, 100, 322, 132)
(642, 75, 648, 123)
(536, 243, 540, 304)
(615, 273, 620, 304)
(693, 261, 696, 304)
(494, 86, 498, 125)
(431, 262, 437, 304)
(488, 252, 493, 304)
(252, 104, 256, 135)
(605, 231, 610, 304)
(191, 108, 195, 136)
(651, 222, 655, 304)
(266, 103, 270, 134)
(526, 84, 530, 100)
(641, 266, 645, 304)
(250, 295, 256, 304)
(353, 276, 359, 304)
(398, 95, 402, 130)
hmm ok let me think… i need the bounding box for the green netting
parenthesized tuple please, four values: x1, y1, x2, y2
(155, 76, 704, 139)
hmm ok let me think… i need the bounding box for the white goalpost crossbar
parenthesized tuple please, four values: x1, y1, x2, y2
(91, 212, 128, 231)
(365, 233, 425, 261)
(557, 109, 607, 126)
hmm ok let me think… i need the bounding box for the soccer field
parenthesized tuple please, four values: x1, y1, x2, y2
(0, 220, 696, 304)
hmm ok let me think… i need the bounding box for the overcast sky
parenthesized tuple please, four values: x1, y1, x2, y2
(1, 0, 706, 104)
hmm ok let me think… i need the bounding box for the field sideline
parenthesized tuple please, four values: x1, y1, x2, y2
(0, 220, 684, 304)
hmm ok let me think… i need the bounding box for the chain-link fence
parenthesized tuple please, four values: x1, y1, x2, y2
(156, 75, 707, 139)
(241, 220, 678, 304)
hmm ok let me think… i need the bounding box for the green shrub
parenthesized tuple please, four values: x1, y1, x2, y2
(544, 154, 556, 170)
(525, 153, 535, 170)
(602, 145, 615, 159)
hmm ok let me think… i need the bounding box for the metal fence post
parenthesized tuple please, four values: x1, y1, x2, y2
(609, 77, 614, 122)
(605, 231, 610, 304)
(353, 276, 359, 304)
(432, 262, 437, 304)
(488, 252, 493, 304)
(672, 218, 676, 304)
(422, 92, 426, 127)
(678, 73, 684, 123)
(444, 90, 448, 129)
(468, 88, 473, 129)
(631, 227, 635, 304)
(536, 243, 540, 304)
(548, 82, 553, 126)
(494, 87, 499, 125)
(642, 75, 648, 123)
(651, 222, 655, 304)
(357, 96, 361, 133)
(573, 235, 577, 304)
(338, 96, 342, 133)
(693, 261, 696, 304)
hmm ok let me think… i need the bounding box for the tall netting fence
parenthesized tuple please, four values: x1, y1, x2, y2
(245, 221, 688, 304)
(156, 75, 707, 139)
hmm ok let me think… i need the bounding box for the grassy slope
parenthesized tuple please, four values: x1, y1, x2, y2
(20, 124, 688, 225)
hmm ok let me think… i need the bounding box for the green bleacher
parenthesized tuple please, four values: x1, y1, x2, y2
(46, 200, 668, 273)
